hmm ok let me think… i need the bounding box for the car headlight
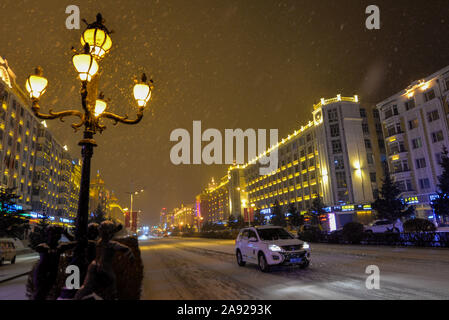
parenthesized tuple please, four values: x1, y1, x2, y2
(302, 242, 310, 249)
(268, 244, 283, 252)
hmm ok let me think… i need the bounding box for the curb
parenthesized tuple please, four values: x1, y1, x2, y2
(0, 271, 30, 284)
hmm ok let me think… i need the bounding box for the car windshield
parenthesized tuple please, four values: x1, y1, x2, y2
(256, 228, 293, 240)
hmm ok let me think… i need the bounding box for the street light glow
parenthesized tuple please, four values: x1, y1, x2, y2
(94, 99, 107, 117)
(25, 68, 48, 99)
(72, 51, 99, 82)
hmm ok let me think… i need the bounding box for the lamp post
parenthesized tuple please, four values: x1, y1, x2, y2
(25, 13, 153, 278)
(125, 188, 144, 221)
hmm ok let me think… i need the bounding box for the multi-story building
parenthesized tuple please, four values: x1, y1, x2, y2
(89, 171, 109, 215)
(228, 95, 385, 229)
(0, 57, 39, 211)
(377, 65, 449, 219)
(69, 158, 82, 220)
(32, 126, 76, 219)
(1, 56, 80, 225)
(205, 176, 230, 223)
(107, 192, 126, 225)
(173, 204, 195, 228)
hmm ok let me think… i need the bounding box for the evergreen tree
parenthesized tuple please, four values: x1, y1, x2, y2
(271, 200, 286, 227)
(288, 203, 304, 229)
(372, 162, 415, 229)
(0, 187, 29, 239)
(89, 204, 107, 224)
(253, 208, 265, 226)
(28, 211, 51, 249)
(236, 215, 245, 229)
(309, 196, 326, 227)
(227, 214, 235, 230)
(431, 146, 449, 223)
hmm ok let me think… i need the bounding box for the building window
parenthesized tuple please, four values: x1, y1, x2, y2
(364, 139, 372, 149)
(444, 77, 449, 91)
(360, 108, 367, 118)
(378, 139, 385, 150)
(415, 158, 426, 169)
(367, 153, 374, 165)
(362, 123, 370, 134)
(332, 140, 342, 154)
(306, 134, 312, 142)
(405, 99, 415, 111)
(419, 178, 430, 190)
(337, 190, 348, 202)
(336, 172, 347, 188)
(424, 89, 436, 102)
(385, 105, 399, 119)
(397, 180, 413, 192)
(330, 124, 339, 137)
(328, 109, 338, 122)
(435, 152, 443, 165)
(370, 172, 377, 183)
(373, 109, 380, 118)
(427, 110, 440, 122)
(411, 137, 422, 149)
(334, 155, 344, 170)
(408, 119, 419, 130)
(431, 130, 444, 143)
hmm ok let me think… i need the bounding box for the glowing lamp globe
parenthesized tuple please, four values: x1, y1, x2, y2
(72, 53, 99, 82)
(94, 99, 107, 117)
(81, 28, 112, 59)
(25, 68, 48, 99)
(26, 75, 48, 99)
(133, 83, 151, 107)
(80, 13, 112, 59)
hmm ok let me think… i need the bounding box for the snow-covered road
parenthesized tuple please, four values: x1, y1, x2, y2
(140, 237, 449, 300)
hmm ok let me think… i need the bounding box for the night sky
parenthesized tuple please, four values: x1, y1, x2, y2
(1, 0, 449, 225)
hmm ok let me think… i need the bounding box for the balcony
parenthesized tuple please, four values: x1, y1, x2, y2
(385, 130, 404, 139)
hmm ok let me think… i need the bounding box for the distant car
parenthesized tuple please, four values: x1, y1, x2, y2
(235, 226, 311, 272)
(0, 239, 16, 265)
(365, 219, 403, 233)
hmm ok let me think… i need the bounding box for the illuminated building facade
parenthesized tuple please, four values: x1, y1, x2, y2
(205, 176, 230, 223)
(174, 204, 195, 228)
(377, 65, 449, 219)
(32, 126, 76, 220)
(0, 56, 80, 224)
(0, 57, 37, 211)
(89, 171, 109, 215)
(229, 95, 385, 229)
(108, 192, 126, 225)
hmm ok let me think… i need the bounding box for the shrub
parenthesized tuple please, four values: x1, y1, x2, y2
(298, 225, 322, 242)
(342, 222, 364, 244)
(403, 218, 436, 233)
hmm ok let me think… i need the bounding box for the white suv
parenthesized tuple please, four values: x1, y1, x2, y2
(235, 226, 311, 272)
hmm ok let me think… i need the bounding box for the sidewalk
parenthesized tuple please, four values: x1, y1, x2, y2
(0, 252, 39, 283)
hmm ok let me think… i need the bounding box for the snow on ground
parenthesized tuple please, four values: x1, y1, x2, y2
(140, 237, 449, 300)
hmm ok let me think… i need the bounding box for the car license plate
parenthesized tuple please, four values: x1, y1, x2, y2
(290, 258, 302, 263)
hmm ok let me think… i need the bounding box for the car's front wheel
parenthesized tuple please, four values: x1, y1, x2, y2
(299, 259, 310, 269)
(236, 250, 246, 267)
(258, 252, 270, 273)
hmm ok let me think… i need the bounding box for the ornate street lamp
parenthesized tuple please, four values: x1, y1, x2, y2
(81, 13, 113, 59)
(25, 13, 154, 284)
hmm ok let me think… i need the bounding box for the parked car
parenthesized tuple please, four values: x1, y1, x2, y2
(364, 219, 403, 233)
(235, 225, 311, 272)
(0, 239, 16, 265)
